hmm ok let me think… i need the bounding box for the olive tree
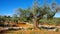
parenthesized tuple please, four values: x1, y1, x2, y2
(17, 0, 60, 30)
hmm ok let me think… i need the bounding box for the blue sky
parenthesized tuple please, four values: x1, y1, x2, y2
(0, 0, 60, 17)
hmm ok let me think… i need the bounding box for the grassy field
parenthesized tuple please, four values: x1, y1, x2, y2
(0, 30, 60, 34)
(0, 23, 60, 34)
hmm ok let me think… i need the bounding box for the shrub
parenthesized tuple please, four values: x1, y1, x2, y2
(27, 28, 33, 30)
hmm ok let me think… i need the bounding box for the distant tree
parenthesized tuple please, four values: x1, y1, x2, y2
(12, 14, 18, 23)
(18, 8, 31, 22)
(0, 16, 5, 24)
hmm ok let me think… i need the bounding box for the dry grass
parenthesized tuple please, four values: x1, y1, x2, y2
(1, 30, 60, 34)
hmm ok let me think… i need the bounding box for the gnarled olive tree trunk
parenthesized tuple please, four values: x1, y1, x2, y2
(32, 19, 38, 30)
(32, 15, 43, 30)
